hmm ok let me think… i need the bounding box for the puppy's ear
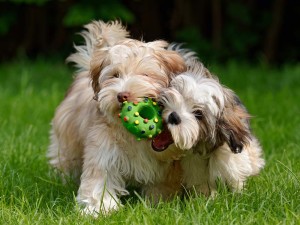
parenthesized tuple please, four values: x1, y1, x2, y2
(156, 49, 187, 76)
(217, 89, 251, 153)
(163, 51, 187, 75)
(90, 50, 110, 99)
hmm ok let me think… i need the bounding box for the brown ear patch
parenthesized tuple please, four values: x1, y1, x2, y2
(90, 50, 110, 98)
(156, 51, 187, 76)
(217, 103, 252, 154)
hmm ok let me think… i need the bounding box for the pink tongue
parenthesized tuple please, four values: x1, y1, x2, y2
(151, 125, 174, 152)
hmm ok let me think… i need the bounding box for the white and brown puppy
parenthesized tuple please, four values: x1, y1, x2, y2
(153, 55, 265, 196)
(47, 21, 186, 216)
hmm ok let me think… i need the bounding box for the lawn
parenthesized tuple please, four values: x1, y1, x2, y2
(0, 59, 299, 224)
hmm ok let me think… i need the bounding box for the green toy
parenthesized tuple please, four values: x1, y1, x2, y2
(119, 98, 163, 140)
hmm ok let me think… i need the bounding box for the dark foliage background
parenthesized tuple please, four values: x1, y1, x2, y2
(0, 0, 299, 65)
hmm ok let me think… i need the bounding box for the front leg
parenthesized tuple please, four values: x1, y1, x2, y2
(77, 128, 127, 216)
(77, 166, 124, 216)
(142, 161, 183, 203)
(181, 153, 212, 196)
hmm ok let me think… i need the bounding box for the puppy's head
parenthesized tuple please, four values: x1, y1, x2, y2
(90, 40, 186, 119)
(153, 60, 251, 153)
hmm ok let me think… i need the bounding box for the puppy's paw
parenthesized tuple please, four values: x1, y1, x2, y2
(209, 189, 218, 199)
(230, 182, 245, 193)
(79, 196, 121, 217)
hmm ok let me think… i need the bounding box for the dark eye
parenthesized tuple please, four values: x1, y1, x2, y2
(157, 101, 164, 108)
(113, 73, 119, 78)
(193, 110, 203, 120)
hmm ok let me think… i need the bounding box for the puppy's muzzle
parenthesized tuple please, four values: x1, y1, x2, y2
(151, 112, 181, 152)
(168, 112, 181, 125)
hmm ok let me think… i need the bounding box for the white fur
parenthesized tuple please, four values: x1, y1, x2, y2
(160, 73, 225, 150)
(160, 59, 265, 195)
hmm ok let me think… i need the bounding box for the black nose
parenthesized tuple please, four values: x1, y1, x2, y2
(168, 112, 181, 125)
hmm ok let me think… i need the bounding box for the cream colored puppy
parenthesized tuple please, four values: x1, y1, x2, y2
(47, 21, 186, 216)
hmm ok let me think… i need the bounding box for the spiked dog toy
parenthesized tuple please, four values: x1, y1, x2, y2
(119, 98, 163, 140)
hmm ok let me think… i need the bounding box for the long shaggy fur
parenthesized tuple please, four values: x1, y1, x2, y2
(47, 21, 186, 216)
(158, 56, 265, 196)
(48, 21, 264, 216)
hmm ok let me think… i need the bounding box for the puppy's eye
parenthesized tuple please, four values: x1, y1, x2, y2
(193, 110, 203, 120)
(157, 101, 164, 108)
(113, 73, 119, 78)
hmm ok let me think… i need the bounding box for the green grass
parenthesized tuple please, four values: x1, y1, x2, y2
(0, 59, 299, 224)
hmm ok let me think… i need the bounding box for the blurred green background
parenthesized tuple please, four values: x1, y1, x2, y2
(1, 1, 300, 223)
(0, 0, 299, 65)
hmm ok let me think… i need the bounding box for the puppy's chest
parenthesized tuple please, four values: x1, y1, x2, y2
(113, 133, 164, 182)
(117, 138, 154, 164)
(193, 142, 216, 157)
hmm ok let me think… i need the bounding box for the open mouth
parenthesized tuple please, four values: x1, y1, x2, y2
(151, 123, 174, 152)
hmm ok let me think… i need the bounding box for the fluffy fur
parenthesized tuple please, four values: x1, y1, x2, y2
(156, 50, 265, 196)
(47, 21, 186, 216)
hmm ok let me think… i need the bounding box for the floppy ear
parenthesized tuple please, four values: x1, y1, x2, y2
(90, 49, 110, 100)
(155, 49, 187, 76)
(146, 40, 187, 75)
(217, 89, 251, 153)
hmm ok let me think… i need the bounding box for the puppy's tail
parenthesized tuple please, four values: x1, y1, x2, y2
(67, 20, 130, 71)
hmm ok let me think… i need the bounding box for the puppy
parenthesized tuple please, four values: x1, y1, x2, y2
(153, 51, 265, 196)
(47, 21, 186, 216)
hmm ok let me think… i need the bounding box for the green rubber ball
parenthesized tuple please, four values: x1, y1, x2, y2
(119, 98, 163, 140)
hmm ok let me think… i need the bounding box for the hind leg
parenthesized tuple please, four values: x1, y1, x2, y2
(47, 128, 83, 182)
(208, 143, 263, 192)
